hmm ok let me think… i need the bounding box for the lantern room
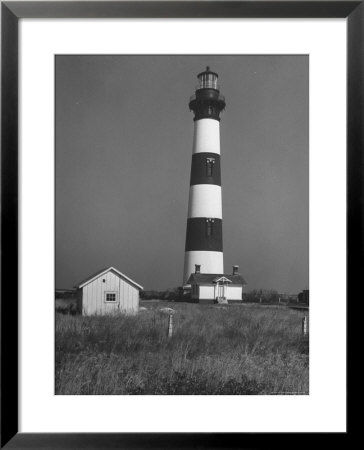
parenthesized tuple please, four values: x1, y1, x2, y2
(189, 67, 226, 121)
(196, 66, 219, 90)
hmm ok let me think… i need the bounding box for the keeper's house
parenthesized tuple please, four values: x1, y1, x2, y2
(187, 265, 246, 304)
(75, 267, 143, 315)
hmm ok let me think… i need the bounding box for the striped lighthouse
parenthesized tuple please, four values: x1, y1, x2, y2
(183, 67, 226, 285)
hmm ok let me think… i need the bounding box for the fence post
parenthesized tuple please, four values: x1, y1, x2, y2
(168, 314, 173, 338)
(302, 316, 308, 336)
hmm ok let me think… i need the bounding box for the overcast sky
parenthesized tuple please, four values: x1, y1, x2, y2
(56, 55, 308, 293)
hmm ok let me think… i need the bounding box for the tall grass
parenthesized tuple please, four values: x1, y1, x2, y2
(55, 302, 308, 395)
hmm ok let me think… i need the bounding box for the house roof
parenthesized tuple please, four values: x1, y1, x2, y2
(76, 267, 143, 290)
(187, 273, 247, 286)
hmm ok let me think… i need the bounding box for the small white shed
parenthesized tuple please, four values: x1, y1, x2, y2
(76, 267, 143, 315)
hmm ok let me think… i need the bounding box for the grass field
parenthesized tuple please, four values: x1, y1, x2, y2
(55, 302, 309, 395)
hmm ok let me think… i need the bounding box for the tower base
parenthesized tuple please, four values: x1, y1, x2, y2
(183, 250, 224, 285)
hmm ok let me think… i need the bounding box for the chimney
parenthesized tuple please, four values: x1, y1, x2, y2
(195, 264, 201, 274)
(233, 265, 239, 275)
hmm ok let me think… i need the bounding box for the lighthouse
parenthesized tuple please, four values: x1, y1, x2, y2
(183, 67, 226, 285)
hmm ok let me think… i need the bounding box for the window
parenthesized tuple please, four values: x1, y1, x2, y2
(206, 218, 214, 237)
(105, 292, 117, 303)
(206, 158, 215, 177)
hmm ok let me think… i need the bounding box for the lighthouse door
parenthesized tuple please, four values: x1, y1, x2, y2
(216, 282, 226, 301)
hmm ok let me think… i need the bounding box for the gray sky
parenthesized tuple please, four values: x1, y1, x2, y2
(56, 55, 308, 293)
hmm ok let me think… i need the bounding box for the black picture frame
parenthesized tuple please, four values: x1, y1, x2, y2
(1, 1, 358, 448)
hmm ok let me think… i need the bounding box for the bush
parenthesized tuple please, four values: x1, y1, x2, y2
(243, 289, 283, 304)
(140, 287, 185, 301)
(55, 299, 78, 315)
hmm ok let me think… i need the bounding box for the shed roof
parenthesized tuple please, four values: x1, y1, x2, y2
(187, 273, 247, 286)
(76, 267, 143, 290)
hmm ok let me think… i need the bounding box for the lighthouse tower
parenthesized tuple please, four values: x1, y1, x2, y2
(183, 67, 226, 285)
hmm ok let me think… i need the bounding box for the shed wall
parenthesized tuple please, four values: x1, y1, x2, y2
(226, 286, 243, 300)
(199, 285, 215, 299)
(195, 284, 243, 301)
(82, 270, 139, 315)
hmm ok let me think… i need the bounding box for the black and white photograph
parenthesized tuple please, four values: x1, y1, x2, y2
(55, 55, 309, 395)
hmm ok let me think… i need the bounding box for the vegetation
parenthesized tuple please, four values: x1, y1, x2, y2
(55, 302, 309, 395)
(55, 298, 78, 315)
(140, 287, 185, 301)
(140, 287, 306, 305)
(242, 289, 308, 305)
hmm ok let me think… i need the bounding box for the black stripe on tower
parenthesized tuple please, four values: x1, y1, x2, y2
(190, 153, 221, 186)
(185, 218, 223, 252)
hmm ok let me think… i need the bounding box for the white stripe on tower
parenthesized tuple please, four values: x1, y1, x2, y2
(183, 67, 226, 285)
(187, 184, 222, 219)
(193, 119, 221, 154)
